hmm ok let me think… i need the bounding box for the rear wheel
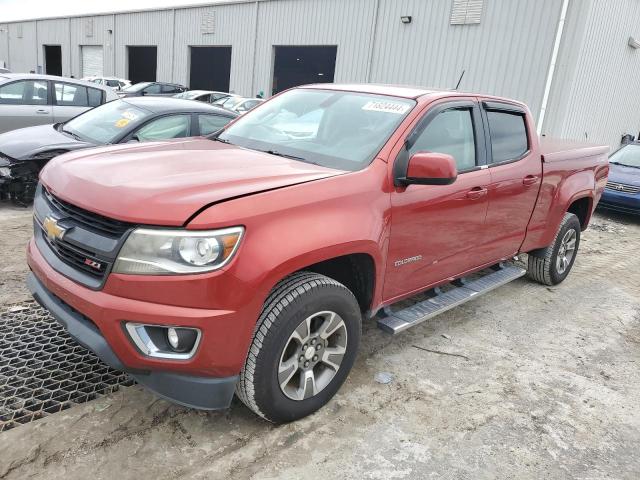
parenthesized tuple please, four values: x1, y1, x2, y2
(236, 272, 361, 423)
(527, 212, 581, 285)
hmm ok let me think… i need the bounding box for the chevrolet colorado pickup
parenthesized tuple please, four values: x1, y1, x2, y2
(26, 84, 609, 423)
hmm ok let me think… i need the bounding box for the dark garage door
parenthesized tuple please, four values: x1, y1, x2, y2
(44, 45, 62, 76)
(128, 46, 157, 84)
(190, 46, 232, 92)
(272, 46, 337, 95)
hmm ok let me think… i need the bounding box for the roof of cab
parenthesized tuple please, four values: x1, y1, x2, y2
(301, 83, 449, 99)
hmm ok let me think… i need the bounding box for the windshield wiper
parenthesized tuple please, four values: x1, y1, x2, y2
(61, 126, 83, 141)
(262, 149, 307, 162)
(611, 161, 640, 169)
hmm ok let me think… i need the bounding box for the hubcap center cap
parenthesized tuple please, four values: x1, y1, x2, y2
(304, 346, 315, 360)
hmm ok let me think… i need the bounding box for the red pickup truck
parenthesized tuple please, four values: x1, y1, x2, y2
(27, 84, 609, 423)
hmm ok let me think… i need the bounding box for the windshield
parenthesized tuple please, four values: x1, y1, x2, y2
(219, 89, 415, 171)
(63, 100, 152, 144)
(610, 144, 640, 168)
(123, 82, 151, 93)
(174, 91, 200, 99)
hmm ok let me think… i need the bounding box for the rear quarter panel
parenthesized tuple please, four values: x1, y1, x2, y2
(521, 145, 609, 252)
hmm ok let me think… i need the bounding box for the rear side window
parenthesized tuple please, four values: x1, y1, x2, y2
(87, 88, 103, 107)
(486, 110, 528, 163)
(54, 83, 90, 107)
(198, 114, 232, 135)
(0, 80, 48, 105)
(410, 108, 476, 171)
(161, 84, 181, 94)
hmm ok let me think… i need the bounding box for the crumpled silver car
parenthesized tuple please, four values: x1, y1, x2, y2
(0, 73, 118, 134)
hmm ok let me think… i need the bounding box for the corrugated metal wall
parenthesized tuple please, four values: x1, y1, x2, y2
(253, 0, 377, 95)
(543, 0, 640, 149)
(70, 15, 115, 77)
(1, 0, 639, 149)
(173, 3, 257, 94)
(369, 0, 563, 117)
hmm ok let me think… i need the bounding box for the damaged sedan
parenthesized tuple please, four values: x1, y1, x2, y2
(0, 97, 237, 205)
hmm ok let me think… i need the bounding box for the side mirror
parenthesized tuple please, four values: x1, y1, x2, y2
(398, 152, 457, 186)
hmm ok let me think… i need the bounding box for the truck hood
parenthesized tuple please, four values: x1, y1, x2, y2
(40, 138, 344, 226)
(0, 124, 94, 160)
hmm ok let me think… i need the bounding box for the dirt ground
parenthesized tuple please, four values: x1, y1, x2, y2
(0, 205, 639, 480)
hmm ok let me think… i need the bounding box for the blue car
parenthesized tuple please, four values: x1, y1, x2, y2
(599, 142, 640, 215)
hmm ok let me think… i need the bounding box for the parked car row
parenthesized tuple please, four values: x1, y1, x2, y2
(0, 74, 239, 204)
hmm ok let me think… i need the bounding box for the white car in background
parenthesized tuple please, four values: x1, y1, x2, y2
(212, 95, 264, 114)
(84, 76, 132, 91)
(0, 73, 118, 133)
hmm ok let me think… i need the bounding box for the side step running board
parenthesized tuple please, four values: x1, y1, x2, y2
(377, 264, 526, 334)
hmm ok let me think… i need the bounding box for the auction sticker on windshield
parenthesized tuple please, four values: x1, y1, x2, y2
(362, 101, 411, 114)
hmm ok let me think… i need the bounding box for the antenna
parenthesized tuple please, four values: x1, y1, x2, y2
(454, 70, 466, 90)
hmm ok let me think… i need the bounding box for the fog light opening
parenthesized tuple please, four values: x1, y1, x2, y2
(125, 323, 201, 359)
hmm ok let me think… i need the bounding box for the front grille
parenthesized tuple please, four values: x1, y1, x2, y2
(605, 181, 640, 195)
(43, 189, 133, 237)
(41, 230, 109, 278)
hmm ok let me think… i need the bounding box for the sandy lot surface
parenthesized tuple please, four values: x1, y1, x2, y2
(0, 206, 638, 479)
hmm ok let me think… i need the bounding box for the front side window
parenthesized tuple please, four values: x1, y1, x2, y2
(486, 110, 528, 163)
(198, 114, 232, 135)
(63, 100, 152, 144)
(219, 89, 415, 171)
(54, 83, 89, 107)
(0, 80, 48, 105)
(410, 108, 476, 171)
(134, 115, 191, 142)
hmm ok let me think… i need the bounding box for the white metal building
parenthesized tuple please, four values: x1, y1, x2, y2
(1, 0, 639, 149)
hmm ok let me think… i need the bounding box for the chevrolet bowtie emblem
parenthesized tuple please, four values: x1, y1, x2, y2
(43, 216, 66, 242)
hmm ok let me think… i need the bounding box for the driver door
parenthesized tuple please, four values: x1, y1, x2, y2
(384, 99, 491, 301)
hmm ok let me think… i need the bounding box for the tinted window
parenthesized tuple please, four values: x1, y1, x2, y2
(87, 88, 103, 107)
(410, 108, 476, 171)
(106, 79, 120, 87)
(54, 83, 89, 107)
(135, 115, 191, 141)
(198, 114, 232, 135)
(161, 84, 181, 94)
(0, 80, 48, 105)
(487, 111, 528, 163)
(144, 84, 162, 94)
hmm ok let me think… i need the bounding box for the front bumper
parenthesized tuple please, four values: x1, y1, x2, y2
(27, 271, 238, 410)
(599, 189, 640, 215)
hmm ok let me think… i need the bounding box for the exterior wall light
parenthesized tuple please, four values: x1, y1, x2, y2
(628, 36, 640, 49)
(401, 16, 412, 24)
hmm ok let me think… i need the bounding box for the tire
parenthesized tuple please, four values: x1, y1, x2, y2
(527, 212, 581, 285)
(236, 271, 362, 423)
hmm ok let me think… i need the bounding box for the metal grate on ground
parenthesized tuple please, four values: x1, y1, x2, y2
(0, 303, 135, 432)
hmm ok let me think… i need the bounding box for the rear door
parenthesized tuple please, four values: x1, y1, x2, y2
(0, 79, 52, 133)
(481, 100, 542, 261)
(51, 81, 104, 123)
(384, 98, 491, 300)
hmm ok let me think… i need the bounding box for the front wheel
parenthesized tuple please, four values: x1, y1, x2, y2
(527, 212, 581, 285)
(236, 272, 362, 423)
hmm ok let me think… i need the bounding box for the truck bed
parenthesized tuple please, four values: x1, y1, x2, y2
(540, 137, 610, 162)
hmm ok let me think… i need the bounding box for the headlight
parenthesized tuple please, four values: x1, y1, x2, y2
(113, 226, 244, 275)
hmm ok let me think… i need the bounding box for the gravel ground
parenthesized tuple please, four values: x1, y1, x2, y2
(0, 206, 638, 480)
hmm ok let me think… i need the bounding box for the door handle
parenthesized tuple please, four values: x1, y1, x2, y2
(466, 187, 488, 200)
(35, 109, 50, 114)
(523, 175, 539, 186)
